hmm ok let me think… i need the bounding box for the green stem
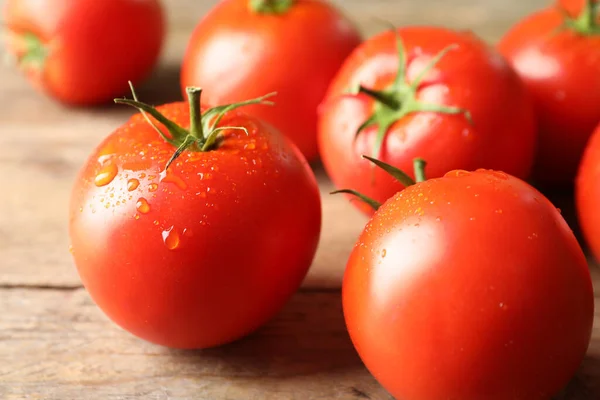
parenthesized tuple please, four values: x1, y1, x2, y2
(562, 0, 600, 35)
(249, 0, 294, 14)
(413, 158, 427, 182)
(115, 85, 275, 170)
(331, 189, 382, 211)
(359, 86, 400, 110)
(18, 32, 47, 70)
(186, 87, 203, 139)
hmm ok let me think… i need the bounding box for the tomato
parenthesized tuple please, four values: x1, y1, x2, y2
(576, 122, 600, 261)
(180, 0, 362, 162)
(318, 26, 537, 216)
(343, 160, 594, 400)
(3, 0, 164, 105)
(68, 85, 322, 349)
(498, 0, 600, 188)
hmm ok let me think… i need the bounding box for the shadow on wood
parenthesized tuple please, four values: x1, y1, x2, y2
(166, 292, 365, 377)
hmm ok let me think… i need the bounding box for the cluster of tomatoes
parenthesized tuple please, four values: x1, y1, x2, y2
(5, 0, 600, 398)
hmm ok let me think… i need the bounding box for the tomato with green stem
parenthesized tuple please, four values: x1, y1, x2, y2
(318, 26, 537, 216)
(341, 157, 594, 400)
(2, 0, 164, 105)
(498, 0, 600, 187)
(68, 84, 322, 349)
(180, 0, 362, 162)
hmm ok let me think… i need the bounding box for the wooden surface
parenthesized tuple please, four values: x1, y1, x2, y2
(4, 0, 600, 399)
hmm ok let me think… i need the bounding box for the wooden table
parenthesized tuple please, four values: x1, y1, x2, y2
(2, 0, 599, 398)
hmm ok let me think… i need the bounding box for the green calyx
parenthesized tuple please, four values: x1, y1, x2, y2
(249, 0, 294, 14)
(17, 32, 48, 70)
(560, 0, 600, 35)
(353, 29, 472, 160)
(115, 82, 275, 170)
(332, 156, 428, 211)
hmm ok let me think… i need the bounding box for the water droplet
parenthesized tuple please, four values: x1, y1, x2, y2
(136, 198, 150, 214)
(153, 220, 160, 226)
(127, 179, 140, 191)
(556, 208, 562, 214)
(381, 249, 387, 258)
(139, 173, 147, 179)
(436, 216, 442, 221)
(469, 217, 476, 221)
(488, 170, 509, 180)
(197, 192, 207, 198)
(134, 214, 140, 220)
(94, 163, 118, 187)
(160, 169, 188, 190)
(183, 228, 194, 237)
(495, 209, 503, 214)
(162, 226, 181, 250)
(448, 170, 471, 178)
(69, 245, 74, 254)
(148, 183, 158, 192)
(97, 154, 114, 165)
(244, 142, 256, 150)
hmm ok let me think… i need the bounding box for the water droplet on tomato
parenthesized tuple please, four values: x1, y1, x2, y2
(162, 226, 181, 250)
(436, 216, 442, 222)
(183, 228, 194, 237)
(489, 171, 509, 180)
(159, 169, 188, 190)
(97, 154, 114, 165)
(69, 245, 74, 254)
(134, 214, 140, 220)
(557, 208, 562, 214)
(244, 142, 256, 150)
(153, 220, 160, 226)
(381, 249, 387, 258)
(448, 170, 470, 178)
(136, 198, 150, 214)
(495, 209, 503, 214)
(127, 179, 140, 191)
(94, 163, 118, 187)
(148, 183, 158, 192)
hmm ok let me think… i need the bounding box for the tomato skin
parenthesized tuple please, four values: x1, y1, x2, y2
(3, 0, 164, 105)
(576, 123, 600, 261)
(180, 0, 362, 162)
(498, 6, 600, 187)
(343, 169, 593, 400)
(69, 104, 322, 349)
(318, 27, 536, 216)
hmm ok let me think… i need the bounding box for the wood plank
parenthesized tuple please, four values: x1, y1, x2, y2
(2, 280, 600, 400)
(0, 288, 390, 400)
(0, 0, 557, 288)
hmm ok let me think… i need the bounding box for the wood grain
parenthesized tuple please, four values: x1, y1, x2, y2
(1, 281, 600, 400)
(0, 288, 391, 400)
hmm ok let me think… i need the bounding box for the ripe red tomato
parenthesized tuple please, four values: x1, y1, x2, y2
(180, 0, 362, 162)
(318, 26, 537, 216)
(576, 122, 600, 261)
(3, 0, 164, 105)
(69, 86, 322, 349)
(498, 0, 600, 187)
(343, 163, 594, 400)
